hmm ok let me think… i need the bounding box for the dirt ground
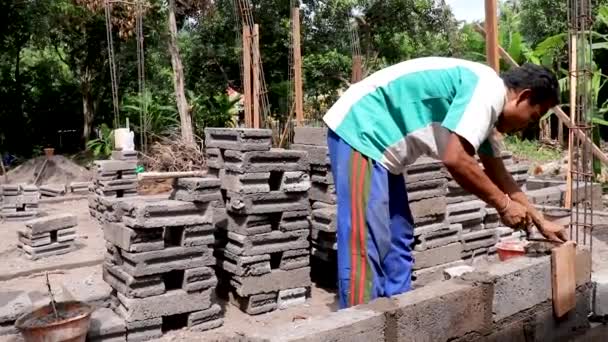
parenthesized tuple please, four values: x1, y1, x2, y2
(1, 155, 91, 186)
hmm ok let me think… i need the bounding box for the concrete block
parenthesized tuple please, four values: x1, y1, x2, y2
(171, 188, 222, 203)
(593, 270, 608, 316)
(94, 159, 137, 173)
(226, 191, 309, 214)
(443, 265, 475, 280)
(406, 178, 447, 192)
(121, 200, 213, 229)
(229, 291, 277, 315)
(406, 157, 443, 172)
(115, 288, 213, 322)
(408, 187, 447, 202)
(124, 317, 162, 342)
(280, 171, 311, 192)
(173, 176, 221, 190)
(413, 221, 451, 237)
(116, 245, 215, 277)
(412, 260, 465, 288)
(280, 249, 310, 270)
(221, 171, 271, 193)
(290, 143, 330, 166)
(17, 229, 51, 247)
(19, 242, 75, 260)
(249, 306, 385, 341)
(39, 184, 67, 196)
(481, 255, 552, 322)
(188, 303, 223, 332)
(223, 149, 309, 173)
(57, 227, 77, 242)
(231, 267, 312, 296)
(206, 147, 224, 169)
(225, 230, 310, 256)
(309, 183, 336, 204)
(183, 266, 217, 292)
(447, 200, 485, 215)
(406, 170, 448, 184)
(111, 149, 138, 161)
(278, 287, 307, 309)
(415, 223, 461, 251)
(103, 264, 164, 298)
(310, 164, 334, 184)
(293, 127, 327, 146)
(311, 206, 336, 233)
(524, 285, 591, 342)
(181, 224, 215, 247)
(410, 196, 447, 223)
(204, 127, 272, 151)
(25, 213, 77, 234)
(385, 280, 492, 341)
(413, 243, 462, 270)
(448, 211, 484, 227)
(97, 179, 138, 192)
(461, 229, 498, 252)
(88, 308, 126, 342)
(103, 223, 164, 253)
(217, 249, 271, 276)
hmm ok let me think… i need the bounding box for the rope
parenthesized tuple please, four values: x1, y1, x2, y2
(104, 0, 120, 128)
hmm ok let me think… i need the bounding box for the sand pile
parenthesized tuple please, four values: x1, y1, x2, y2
(2, 155, 92, 186)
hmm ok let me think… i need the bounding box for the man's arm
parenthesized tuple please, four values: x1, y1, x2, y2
(479, 153, 566, 241)
(442, 133, 518, 216)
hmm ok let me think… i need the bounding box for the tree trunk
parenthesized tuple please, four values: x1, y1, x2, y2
(168, 0, 194, 146)
(82, 68, 94, 145)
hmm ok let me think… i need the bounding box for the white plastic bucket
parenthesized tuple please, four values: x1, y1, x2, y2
(114, 128, 135, 151)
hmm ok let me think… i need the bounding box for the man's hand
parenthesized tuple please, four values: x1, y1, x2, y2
(531, 218, 568, 243)
(498, 199, 530, 229)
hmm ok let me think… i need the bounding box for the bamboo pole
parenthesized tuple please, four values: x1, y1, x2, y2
(243, 26, 252, 128)
(252, 24, 261, 129)
(137, 171, 207, 181)
(565, 34, 577, 209)
(484, 0, 500, 71)
(474, 24, 608, 166)
(292, 8, 304, 126)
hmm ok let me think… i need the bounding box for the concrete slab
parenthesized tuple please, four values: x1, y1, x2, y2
(25, 213, 77, 234)
(293, 127, 328, 146)
(230, 267, 312, 296)
(204, 127, 272, 151)
(115, 288, 213, 322)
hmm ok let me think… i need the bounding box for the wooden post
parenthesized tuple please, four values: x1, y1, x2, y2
(293, 7, 304, 126)
(243, 26, 252, 128)
(558, 118, 564, 146)
(566, 34, 577, 209)
(252, 24, 260, 129)
(484, 0, 500, 71)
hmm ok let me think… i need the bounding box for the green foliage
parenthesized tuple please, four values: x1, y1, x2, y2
(190, 91, 238, 137)
(504, 135, 562, 163)
(86, 123, 113, 158)
(122, 90, 179, 138)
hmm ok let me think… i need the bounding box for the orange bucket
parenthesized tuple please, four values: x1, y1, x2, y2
(496, 241, 526, 261)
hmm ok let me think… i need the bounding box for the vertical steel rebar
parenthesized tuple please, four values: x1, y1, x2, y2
(568, 0, 594, 251)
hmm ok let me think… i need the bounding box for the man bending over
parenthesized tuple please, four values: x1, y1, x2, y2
(323, 57, 567, 309)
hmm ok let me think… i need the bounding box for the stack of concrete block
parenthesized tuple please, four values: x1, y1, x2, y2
(290, 127, 337, 285)
(18, 214, 77, 259)
(1, 184, 39, 221)
(102, 197, 223, 340)
(89, 157, 138, 223)
(406, 158, 465, 285)
(205, 127, 312, 315)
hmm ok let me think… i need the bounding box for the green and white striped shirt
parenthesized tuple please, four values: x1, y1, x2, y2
(323, 57, 505, 174)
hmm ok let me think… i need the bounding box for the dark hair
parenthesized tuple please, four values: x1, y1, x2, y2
(500, 63, 560, 106)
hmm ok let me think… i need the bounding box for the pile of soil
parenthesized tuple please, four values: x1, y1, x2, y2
(2, 155, 92, 186)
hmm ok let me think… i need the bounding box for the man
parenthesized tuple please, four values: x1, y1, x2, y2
(323, 57, 567, 309)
